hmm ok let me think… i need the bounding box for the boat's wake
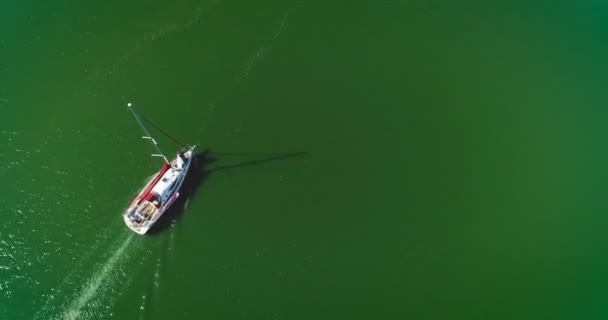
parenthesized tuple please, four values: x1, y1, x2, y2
(60, 234, 134, 320)
(34, 232, 144, 320)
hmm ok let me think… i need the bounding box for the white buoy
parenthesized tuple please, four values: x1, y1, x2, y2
(127, 102, 132, 107)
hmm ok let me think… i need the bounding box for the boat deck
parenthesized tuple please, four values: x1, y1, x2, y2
(138, 201, 158, 218)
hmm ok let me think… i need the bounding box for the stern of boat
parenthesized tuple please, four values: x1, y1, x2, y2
(123, 213, 148, 235)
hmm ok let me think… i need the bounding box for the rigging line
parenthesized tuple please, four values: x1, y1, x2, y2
(128, 104, 169, 163)
(139, 114, 187, 148)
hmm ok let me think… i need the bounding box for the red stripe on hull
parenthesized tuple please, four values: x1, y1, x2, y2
(129, 163, 171, 206)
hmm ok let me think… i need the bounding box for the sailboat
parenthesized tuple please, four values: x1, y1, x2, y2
(123, 103, 196, 235)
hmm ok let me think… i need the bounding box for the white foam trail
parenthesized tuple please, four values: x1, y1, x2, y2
(153, 257, 161, 289)
(138, 293, 147, 320)
(272, 10, 290, 40)
(83, 0, 224, 96)
(234, 46, 270, 85)
(61, 235, 134, 320)
(232, 10, 291, 87)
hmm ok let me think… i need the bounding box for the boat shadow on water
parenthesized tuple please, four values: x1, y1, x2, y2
(147, 150, 308, 235)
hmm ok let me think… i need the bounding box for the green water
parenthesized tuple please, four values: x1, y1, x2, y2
(2, 0, 608, 319)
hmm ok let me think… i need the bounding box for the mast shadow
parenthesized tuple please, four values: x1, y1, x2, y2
(147, 150, 308, 234)
(209, 151, 308, 173)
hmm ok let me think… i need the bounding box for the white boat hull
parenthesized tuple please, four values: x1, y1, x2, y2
(123, 147, 195, 234)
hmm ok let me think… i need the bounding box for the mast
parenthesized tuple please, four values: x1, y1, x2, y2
(127, 103, 170, 164)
